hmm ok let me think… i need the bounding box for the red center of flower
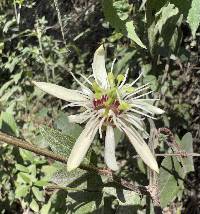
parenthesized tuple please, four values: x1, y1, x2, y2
(93, 95, 121, 115)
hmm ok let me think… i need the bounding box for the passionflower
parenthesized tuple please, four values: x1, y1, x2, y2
(33, 45, 164, 173)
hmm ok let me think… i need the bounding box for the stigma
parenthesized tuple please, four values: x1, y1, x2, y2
(93, 95, 121, 115)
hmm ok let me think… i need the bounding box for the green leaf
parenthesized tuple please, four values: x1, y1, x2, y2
(34, 180, 49, 187)
(66, 191, 103, 214)
(40, 201, 51, 214)
(40, 126, 75, 158)
(149, 0, 190, 17)
(0, 111, 19, 136)
(32, 186, 45, 202)
(30, 199, 39, 212)
(187, 0, 200, 37)
(19, 149, 34, 162)
(16, 164, 29, 173)
(154, 3, 179, 34)
(159, 156, 184, 207)
(147, 2, 182, 55)
(159, 133, 194, 208)
(51, 164, 88, 187)
(102, 0, 146, 48)
(143, 75, 158, 91)
(17, 172, 32, 184)
(103, 187, 145, 213)
(54, 112, 83, 138)
(178, 132, 195, 174)
(115, 50, 136, 74)
(15, 185, 30, 199)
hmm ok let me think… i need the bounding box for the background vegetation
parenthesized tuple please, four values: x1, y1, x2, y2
(0, 0, 200, 213)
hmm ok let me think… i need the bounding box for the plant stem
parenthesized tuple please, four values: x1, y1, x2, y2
(0, 131, 149, 196)
(132, 152, 200, 159)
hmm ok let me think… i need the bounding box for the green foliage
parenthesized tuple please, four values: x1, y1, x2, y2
(40, 126, 75, 158)
(102, 0, 146, 48)
(0, 111, 19, 136)
(0, 0, 199, 212)
(159, 132, 194, 207)
(187, 0, 200, 37)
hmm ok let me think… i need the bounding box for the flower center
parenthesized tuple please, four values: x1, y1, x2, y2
(93, 95, 121, 115)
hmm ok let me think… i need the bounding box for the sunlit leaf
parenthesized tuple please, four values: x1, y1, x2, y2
(159, 132, 194, 208)
(0, 111, 19, 136)
(187, 0, 200, 37)
(40, 126, 75, 158)
(30, 199, 39, 212)
(102, 0, 146, 48)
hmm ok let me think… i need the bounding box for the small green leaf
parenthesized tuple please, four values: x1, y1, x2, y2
(187, 0, 200, 37)
(54, 112, 83, 138)
(0, 111, 19, 136)
(34, 180, 49, 187)
(19, 149, 34, 162)
(40, 126, 75, 158)
(40, 201, 51, 214)
(17, 172, 32, 184)
(32, 186, 45, 202)
(15, 185, 30, 198)
(30, 199, 39, 212)
(179, 132, 195, 174)
(125, 21, 146, 48)
(16, 164, 29, 173)
(51, 164, 87, 187)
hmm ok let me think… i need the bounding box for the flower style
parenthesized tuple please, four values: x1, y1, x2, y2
(33, 45, 164, 173)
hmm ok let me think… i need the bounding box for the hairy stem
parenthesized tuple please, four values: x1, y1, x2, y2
(0, 131, 149, 196)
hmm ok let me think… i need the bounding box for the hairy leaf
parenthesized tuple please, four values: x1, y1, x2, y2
(187, 0, 200, 37)
(159, 132, 194, 208)
(40, 126, 75, 158)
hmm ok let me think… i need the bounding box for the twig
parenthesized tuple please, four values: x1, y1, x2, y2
(53, 0, 66, 44)
(147, 119, 162, 214)
(35, 19, 49, 82)
(0, 131, 149, 196)
(132, 152, 200, 159)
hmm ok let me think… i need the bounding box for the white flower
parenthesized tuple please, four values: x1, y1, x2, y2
(33, 45, 164, 173)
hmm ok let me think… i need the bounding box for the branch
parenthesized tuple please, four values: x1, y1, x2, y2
(132, 152, 200, 159)
(147, 119, 162, 214)
(0, 131, 149, 196)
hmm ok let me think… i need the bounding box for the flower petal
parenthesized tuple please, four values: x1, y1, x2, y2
(92, 45, 108, 89)
(68, 111, 93, 124)
(33, 81, 89, 103)
(131, 100, 165, 114)
(118, 120, 159, 173)
(105, 126, 119, 171)
(67, 118, 99, 171)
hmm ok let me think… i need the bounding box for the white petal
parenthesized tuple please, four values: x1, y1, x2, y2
(129, 108, 156, 120)
(120, 113, 144, 131)
(67, 118, 99, 171)
(131, 100, 165, 114)
(68, 111, 93, 124)
(33, 81, 89, 103)
(120, 113, 149, 139)
(70, 72, 94, 97)
(118, 68, 129, 89)
(92, 45, 108, 89)
(129, 71, 144, 86)
(105, 126, 119, 171)
(118, 120, 159, 173)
